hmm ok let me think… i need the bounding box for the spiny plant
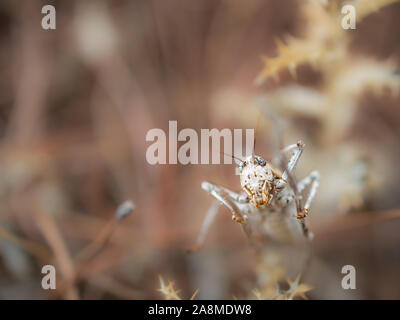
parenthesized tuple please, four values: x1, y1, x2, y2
(157, 274, 312, 300)
(256, 0, 400, 145)
(256, 0, 400, 212)
(253, 275, 313, 300)
(256, 0, 399, 87)
(157, 275, 199, 300)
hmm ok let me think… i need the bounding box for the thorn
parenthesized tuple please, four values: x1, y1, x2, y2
(190, 288, 199, 300)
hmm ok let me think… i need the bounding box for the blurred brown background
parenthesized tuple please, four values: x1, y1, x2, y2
(0, 0, 399, 299)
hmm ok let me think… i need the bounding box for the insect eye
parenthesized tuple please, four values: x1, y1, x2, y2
(257, 157, 266, 166)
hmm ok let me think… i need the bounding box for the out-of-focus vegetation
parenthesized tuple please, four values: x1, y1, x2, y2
(0, 0, 399, 299)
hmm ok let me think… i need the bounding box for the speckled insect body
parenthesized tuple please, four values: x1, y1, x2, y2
(190, 140, 320, 251)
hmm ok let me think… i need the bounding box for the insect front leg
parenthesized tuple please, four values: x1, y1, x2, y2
(262, 180, 273, 205)
(281, 141, 305, 181)
(243, 185, 260, 208)
(296, 171, 320, 219)
(186, 201, 219, 253)
(201, 181, 248, 224)
(295, 172, 319, 272)
(187, 182, 249, 253)
(217, 184, 250, 204)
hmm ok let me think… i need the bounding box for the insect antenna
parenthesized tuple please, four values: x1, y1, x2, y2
(252, 113, 263, 161)
(220, 151, 243, 165)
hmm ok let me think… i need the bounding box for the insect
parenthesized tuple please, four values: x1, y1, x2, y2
(189, 139, 320, 251)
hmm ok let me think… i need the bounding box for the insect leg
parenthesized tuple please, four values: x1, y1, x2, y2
(219, 185, 249, 204)
(296, 171, 320, 274)
(201, 182, 248, 224)
(186, 201, 219, 253)
(296, 171, 320, 219)
(243, 185, 259, 208)
(187, 182, 249, 253)
(280, 143, 299, 154)
(261, 180, 273, 205)
(301, 171, 320, 211)
(281, 141, 305, 181)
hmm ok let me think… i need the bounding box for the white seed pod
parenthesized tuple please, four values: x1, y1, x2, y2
(115, 200, 135, 220)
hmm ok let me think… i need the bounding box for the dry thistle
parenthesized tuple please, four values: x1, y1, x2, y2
(254, 0, 400, 214)
(157, 275, 199, 300)
(256, 0, 400, 85)
(253, 274, 312, 300)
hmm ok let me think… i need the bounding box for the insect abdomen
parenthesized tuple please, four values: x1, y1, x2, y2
(261, 206, 303, 243)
